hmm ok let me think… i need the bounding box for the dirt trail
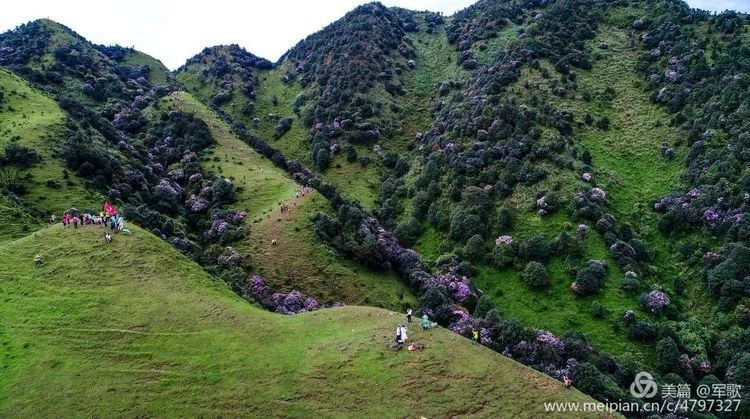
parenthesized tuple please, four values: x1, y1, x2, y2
(257, 188, 315, 253)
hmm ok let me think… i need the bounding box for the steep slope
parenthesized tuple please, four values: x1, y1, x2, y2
(0, 19, 173, 106)
(2, 1, 749, 412)
(294, 1, 750, 409)
(150, 91, 416, 309)
(96, 44, 172, 87)
(0, 68, 101, 243)
(176, 4, 442, 209)
(0, 225, 608, 417)
(176, 44, 271, 110)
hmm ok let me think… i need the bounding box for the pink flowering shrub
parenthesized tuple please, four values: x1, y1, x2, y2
(244, 276, 319, 315)
(537, 330, 565, 351)
(217, 247, 244, 267)
(186, 195, 209, 213)
(623, 310, 636, 322)
(590, 187, 606, 201)
(495, 235, 513, 246)
(204, 210, 248, 245)
(703, 209, 720, 228)
(641, 290, 670, 313)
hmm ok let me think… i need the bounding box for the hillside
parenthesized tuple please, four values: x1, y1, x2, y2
(0, 225, 608, 417)
(0, 68, 101, 243)
(150, 91, 416, 309)
(0, 0, 749, 414)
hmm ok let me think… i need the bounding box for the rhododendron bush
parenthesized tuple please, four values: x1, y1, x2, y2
(240, 276, 320, 315)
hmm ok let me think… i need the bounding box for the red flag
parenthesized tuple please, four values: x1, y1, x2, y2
(104, 202, 117, 216)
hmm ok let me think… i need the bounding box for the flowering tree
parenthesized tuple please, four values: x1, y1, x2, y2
(641, 290, 670, 313)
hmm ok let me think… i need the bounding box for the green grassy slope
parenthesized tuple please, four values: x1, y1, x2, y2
(252, 65, 384, 210)
(151, 92, 416, 310)
(177, 52, 392, 210)
(122, 50, 172, 86)
(155, 91, 299, 221)
(414, 23, 684, 361)
(0, 225, 610, 417)
(0, 69, 101, 243)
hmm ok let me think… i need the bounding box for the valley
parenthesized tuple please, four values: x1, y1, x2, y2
(0, 0, 749, 416)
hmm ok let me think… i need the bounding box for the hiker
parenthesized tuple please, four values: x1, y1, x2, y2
(34, 254, 42, 268)
(422, 313, 430, 330)
(271, 238, 278, 246)
(399, 324, 408, 343)
(406, 308, 412, 323)
(564, 376, 573, 389)
(104, 233, 112, 244)
(49, 214, 56, 224)
(395, 324, 402, 345)
(472, 328, 479, 344)
(72, 216, 80, 229)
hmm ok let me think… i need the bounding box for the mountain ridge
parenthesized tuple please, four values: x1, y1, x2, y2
(1, 0, 750, 415)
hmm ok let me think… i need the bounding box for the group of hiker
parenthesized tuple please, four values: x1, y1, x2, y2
(53, 202, 123, 240)
(394, 308, 434, 350)
(397, 309, 475, 346)
(396, 307, 575, 389)
(279, 186, 314, 215)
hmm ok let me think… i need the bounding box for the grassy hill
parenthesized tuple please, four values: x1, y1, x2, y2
(121, 50, 172, 86)
(0, 69, 101, 243)
(1, 1, 747, 411)
(151, 91, 416, 310)
(0, 225, 610, 417)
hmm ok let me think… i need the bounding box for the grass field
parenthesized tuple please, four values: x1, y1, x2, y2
(0, 225, 611, 417)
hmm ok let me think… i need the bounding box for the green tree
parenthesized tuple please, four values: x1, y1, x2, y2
(463, 234, 486, 262)
(518, 235, 551, 262)
(521, 261, 550, 289)
(656, 337, 680, 373)
(474, 294, 496, 319)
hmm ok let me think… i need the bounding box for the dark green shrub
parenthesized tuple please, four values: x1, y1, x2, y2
(521, 261, 550, 289)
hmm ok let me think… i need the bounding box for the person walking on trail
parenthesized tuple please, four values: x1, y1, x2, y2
(564, 376, 573, 389)
(406, 308, 412, 323)
(49, 214, 56, 225)
(422, 313, 430, 330)
(472, 328, 479, 344)
(34, 254, 42, 268)
(72, 216, 80, 229)
(395, 324, 403, 345)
